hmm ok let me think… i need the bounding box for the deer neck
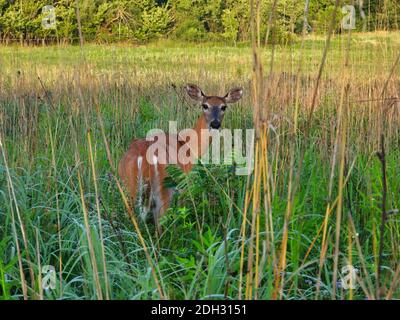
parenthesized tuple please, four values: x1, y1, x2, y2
(178, 114, 211, 170)
(193, 114, 212, 159)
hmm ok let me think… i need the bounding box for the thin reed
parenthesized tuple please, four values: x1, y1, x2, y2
(0, 27, 399, 299)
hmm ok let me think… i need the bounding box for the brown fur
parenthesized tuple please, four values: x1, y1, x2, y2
(118, 84, 242, 234)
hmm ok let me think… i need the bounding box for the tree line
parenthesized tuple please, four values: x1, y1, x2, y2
(0, 0, 398, 44)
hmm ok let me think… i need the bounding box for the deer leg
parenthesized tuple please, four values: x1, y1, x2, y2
(152, 187, 173, 235)
(119, 155, 153, 221)
(150, 161, 173, 235)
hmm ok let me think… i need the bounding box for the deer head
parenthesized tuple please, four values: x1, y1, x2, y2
(185, 84, 243, 129)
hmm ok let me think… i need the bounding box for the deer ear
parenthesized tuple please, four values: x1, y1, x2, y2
(185, 84, 204, 102)
(225, 87, 243, 103)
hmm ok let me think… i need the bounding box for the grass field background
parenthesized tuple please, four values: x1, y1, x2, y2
(0, 31, 399, 299)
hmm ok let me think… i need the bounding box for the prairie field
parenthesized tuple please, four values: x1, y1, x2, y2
(0, 31, 399, 300)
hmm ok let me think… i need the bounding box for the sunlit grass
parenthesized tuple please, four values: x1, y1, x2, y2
(0, 31, 399, 299)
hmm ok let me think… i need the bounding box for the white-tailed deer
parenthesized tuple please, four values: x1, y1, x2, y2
(118, 84, 243, 234)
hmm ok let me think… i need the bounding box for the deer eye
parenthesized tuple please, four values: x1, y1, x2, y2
(202, 104, 209, 110)
(221, 105, 227, 111)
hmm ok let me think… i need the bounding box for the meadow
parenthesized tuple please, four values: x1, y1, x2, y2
(0, 31, 399, 300)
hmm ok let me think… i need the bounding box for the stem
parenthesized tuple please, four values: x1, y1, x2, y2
(376, 133, 388, 299)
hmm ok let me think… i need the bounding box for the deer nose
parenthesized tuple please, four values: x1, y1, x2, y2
(210, 120, 221, 129)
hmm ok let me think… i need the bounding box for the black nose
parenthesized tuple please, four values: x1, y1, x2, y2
(210, 120, 220, 129)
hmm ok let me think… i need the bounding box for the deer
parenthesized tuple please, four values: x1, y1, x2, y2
(118, 84, 243, 234)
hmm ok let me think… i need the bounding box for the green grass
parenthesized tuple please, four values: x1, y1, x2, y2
(0, 32, 399, 300)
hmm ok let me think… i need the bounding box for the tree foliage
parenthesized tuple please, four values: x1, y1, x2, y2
(0, 0, 398, 44)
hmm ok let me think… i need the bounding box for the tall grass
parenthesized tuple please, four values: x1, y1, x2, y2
(0, 29, 399, 299)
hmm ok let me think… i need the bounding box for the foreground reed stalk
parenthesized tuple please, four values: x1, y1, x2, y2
(77, 167, 104, 299)
(331, 25, 352, 299)
(242, 0, 267, 300)
(94, 102, 166, 299)
(273, 0, 341, 300)
(0, 135, 34, 299)
(87, 130, 110, 299)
